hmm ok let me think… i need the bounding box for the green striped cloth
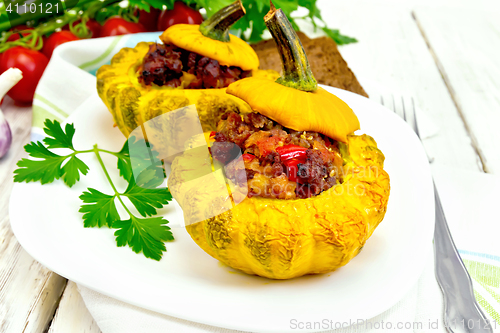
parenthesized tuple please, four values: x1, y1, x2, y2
(32, 34, 499, 332)
(431, 164, 500, 326)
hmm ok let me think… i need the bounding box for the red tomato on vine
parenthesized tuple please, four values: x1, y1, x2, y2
(7, 26, 33, 42)
(6, 25, 45, 49)
(100, 17, 147, 37)
(138, 8, 162, 32)
(63, 19, 102, 38)
(0, 47, 49, 105)
(157, 2, 203, 31)
(42, 31, 80, 59)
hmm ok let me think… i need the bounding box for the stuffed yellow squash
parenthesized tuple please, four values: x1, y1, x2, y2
(168, 4, 390, 279)
(96, 1, 278, 159)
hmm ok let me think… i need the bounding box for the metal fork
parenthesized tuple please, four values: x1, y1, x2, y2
(381, 95, 493, 333)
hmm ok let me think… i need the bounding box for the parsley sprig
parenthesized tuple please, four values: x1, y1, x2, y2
(14, 119, 173, 261)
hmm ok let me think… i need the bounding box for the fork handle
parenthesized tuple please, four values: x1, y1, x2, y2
(434, 184, 493, 333)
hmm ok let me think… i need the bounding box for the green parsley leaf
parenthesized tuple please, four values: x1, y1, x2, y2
(133, 165, 166, 189)
(132, 1, 150, 12)
(114, 216, 174, 261)
(184, 0, 205, 10)
(14, 131, 90, 188)
(203, 0, 233, 16)
(273, 0, 299, 15)
(128, 0, 172, 11)
(298, 0, 322, 20)
(128, 137, 161, 174)
(151, 0, 174, 9)
(254, 0, 266, 13)
(117, 136, 166, 188)
(228, 0, 358, 45)
(321, 27, 358, 45)
(116, 140, 133, 181)
(116, 137, 166, 187)
(13, 142, 67, 184)
(124, 177, 172, 217)
(248, 14, 268, 43)
(62, 156, 90, 187)
(14, 118, 175, 261)
(43, 119, 76, 150)
(79, 188, 120, 228)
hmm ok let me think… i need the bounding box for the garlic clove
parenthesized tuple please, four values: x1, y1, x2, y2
(0, 68, 23, 159)
(0, 110, 12, 159)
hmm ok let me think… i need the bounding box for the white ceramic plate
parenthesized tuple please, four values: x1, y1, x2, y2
(10, 86, 434, 333)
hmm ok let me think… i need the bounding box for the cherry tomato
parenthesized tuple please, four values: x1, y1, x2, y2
(0, 47, 49, 105)
(63, 19, 101, 38)
(100, 17, 147, 37)
(7, 32, 29, 42)
(7, 27, 33, 42)
(157, 2, 203, 31)
(138, 8, 161, 32)
(6, 27, 45, 49)
(11, 24, 30, 32)
(42, 31, 79, 59)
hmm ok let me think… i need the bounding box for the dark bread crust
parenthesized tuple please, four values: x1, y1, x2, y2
(251, 32, 368, 97)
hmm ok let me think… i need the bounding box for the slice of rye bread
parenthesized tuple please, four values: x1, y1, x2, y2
(251, 32, 368, 97)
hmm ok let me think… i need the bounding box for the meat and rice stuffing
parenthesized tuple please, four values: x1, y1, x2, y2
(210, 111, 345, 199)
(139, 43, 252, 89)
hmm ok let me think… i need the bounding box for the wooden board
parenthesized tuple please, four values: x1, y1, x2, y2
(0, 98, 100, 332)
(48, 282, 101, 333)
(413, 7, 500, 174)
(0, 99, 67, 333)
(315, 2, 483, 172)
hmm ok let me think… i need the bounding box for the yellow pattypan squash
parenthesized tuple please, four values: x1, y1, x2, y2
(168, 4, 390, 279)
(96, 1, 278, 160)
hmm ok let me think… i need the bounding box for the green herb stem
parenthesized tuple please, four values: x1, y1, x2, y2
(92, 144, 132, 216)
(96, 148, 122, 157)
(75, 149, 95, 154)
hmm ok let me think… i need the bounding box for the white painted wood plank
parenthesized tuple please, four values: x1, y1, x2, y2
(314, 1, 483, 172)
(48, 281, 101, 333)
(0, 98, 67, 333)
(316, 0, 500, 15)
(413, 7, 500, 174)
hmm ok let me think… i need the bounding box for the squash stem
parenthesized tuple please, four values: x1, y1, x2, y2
(199, 0, 245, 42)
(264, 2, 317, 92)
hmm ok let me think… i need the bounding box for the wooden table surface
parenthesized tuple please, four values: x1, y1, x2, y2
(1, 0, 499, 331)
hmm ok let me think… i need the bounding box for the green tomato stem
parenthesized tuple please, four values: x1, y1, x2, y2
(0, 29, 43, 53)
(0, 0, 119, 52)
(0, 0, 104, 33)
(118, 6, 139, 24)
(69, 15, 91, 39)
